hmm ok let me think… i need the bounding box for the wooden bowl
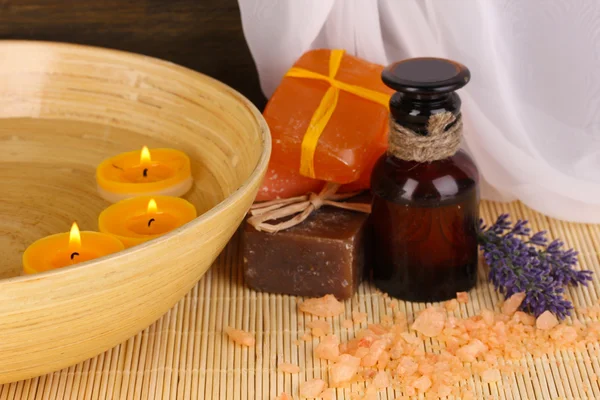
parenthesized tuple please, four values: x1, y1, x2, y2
(0, 41, 270, 383)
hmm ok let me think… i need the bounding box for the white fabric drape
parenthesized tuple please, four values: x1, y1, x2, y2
(238, 0, 600, 223)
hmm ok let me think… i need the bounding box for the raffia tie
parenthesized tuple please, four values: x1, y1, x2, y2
(247, 182, 371, 233)
(388, 112, 463, 162)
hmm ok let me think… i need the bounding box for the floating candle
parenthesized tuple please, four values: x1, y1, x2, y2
(23, 222, 125, 275)
(98, 195, 197, 248)
(96, 146, 193, 203)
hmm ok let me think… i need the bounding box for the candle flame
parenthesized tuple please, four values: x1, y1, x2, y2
(140, 146, 151, 165)
(69, 222, 81, 249)
(147, 198, 158, 214)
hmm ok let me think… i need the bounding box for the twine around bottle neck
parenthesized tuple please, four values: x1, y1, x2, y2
(388, 112, 463, 162)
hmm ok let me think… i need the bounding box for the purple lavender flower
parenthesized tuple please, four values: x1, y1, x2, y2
(478, 214, 592, 319)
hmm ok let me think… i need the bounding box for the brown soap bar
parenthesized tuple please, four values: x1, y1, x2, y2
(243, 205, 370, 300)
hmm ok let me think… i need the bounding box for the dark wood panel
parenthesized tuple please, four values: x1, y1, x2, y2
(0, 0, 267, 108)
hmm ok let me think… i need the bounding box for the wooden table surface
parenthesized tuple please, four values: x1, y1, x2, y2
(0, 0, 267, 109)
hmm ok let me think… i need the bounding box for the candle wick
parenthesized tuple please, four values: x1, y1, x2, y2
(70, 252, 80, 260)
(148, 218, 155, 227)
(143, 168, 148, 177)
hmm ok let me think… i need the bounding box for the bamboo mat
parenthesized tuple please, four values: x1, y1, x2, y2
(1, 200, 600, 400)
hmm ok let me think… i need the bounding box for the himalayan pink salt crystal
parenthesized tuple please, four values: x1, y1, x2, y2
(445, 299, 459, 311)
(484, 353, 498, 365)
(456, 339, 488, 363)
(389, 324, 405, 338)
(361, 339, 387, 367)
(509, 350, 522, 359)
(225, 327, 255, 347)
(501, 292, 526, 316)
(493, 321, 507, 340)
(330, 354, 361, 386)
(275, 393, 294, 400)
(445, 316, 459, 329)
(400, 332, 420, 344)
(436, 385, 452, 397)
(418, 361, 434, 375)
(434, 360, 451, 373)
(471, 361, 487, 375)
(357, 335, 375, 347)
(396, 356, 418, 376)
(320, 389, 335, 400)
(339, 340, 353, 355)
(353, 311, 368, 324)
(377, 351, 390, 369)
(355, 347, 370, 358)
(394, 312, 407, 324)
(463, 390, 475, 400)
(368, 324, 388, 335)
(363, 386, 377, 400)
(279, 362, 301, 374)
(463, 319, 480, 332)
(299, 379, 326, 398)
(444, 336, 461, 352)
(413, 346, 425, 357)
(457, 292, 469, 304)
(412, 375, 432, 392)
(411, 307, 446, 337)
(589, 322, 600, 334)
(390, 341, 404, 359)
(312, 328, 326, 338)
(381, 315, 394, 327)
(315, 335, 340, 361)
(512, 311, 536, 326)
(536, 311, 559, 330)
(373, 371, 390, 389)
(551, 325, 578, 344)
(362, 369, 377, 380)
(480, 309, 495, 325)
(342, 319, 354, 329)
(481, 368, 502, 383)
(299, 295, 344, 318)
(307, 320, 331, 337)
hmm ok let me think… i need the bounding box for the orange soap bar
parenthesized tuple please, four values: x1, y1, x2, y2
(256, 154, 384, 202)
(256, 161, 324, 202)
(263, 49, 393, 186)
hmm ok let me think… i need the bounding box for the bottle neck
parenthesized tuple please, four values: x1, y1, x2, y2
(389, 92, 462, 136)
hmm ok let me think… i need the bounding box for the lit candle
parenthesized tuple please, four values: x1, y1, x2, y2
(96, 146, 193, 203)
(22, 223, 125, 274)
(98, 195, 197, 248)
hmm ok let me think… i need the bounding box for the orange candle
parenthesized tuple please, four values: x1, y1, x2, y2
(96, 146, 193, 203)
(98, 195, 197, 248)
(23, 223, 125, 274)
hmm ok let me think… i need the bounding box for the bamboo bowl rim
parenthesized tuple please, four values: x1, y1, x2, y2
(0, 40, 271, 284)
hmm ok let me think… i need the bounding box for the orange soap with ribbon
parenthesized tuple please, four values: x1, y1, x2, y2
(258, 49, 393, 201)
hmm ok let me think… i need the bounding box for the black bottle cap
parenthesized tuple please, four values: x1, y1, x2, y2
(382, 57, 470, 95)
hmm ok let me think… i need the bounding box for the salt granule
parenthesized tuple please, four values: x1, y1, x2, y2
(299, 295, 344, 317)
(299, 379, 326, 398)
(225, 327, 255, 347)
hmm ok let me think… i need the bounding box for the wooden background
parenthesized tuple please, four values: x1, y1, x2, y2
(0, 0, 267, 109)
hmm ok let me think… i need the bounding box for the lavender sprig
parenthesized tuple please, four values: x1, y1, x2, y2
(478, 214, 593, 319)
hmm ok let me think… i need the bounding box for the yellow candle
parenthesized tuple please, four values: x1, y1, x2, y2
(96, 146, 193, 203)
(98, 195, 197, 248)
(23, 223, 125, 274)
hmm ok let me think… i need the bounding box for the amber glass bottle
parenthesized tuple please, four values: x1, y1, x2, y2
(371, 58, 480, 302)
